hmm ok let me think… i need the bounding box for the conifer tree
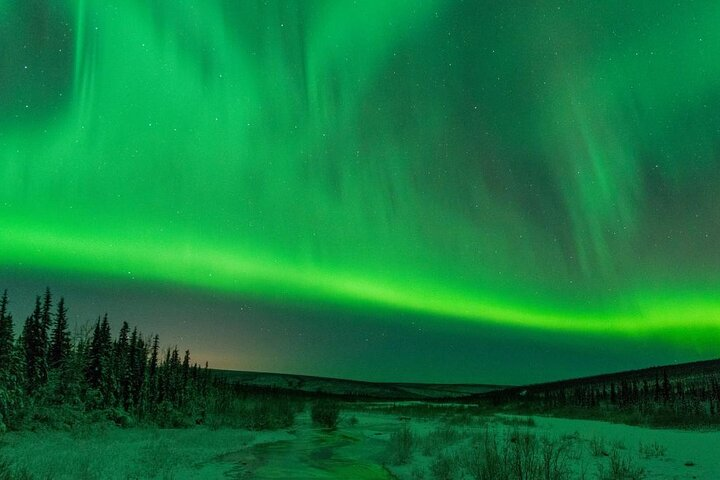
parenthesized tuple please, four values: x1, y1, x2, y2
(114, 321, 131, 407)
(147, 334, 160, 406)
(86, 314, 113, 405)
(85, 318, 103, 389)
(169, 347, 181, 406)
(0, 291, 25, 427)
(159, 347, 172, 403)
(182, 350, 190, 388)
(40, 287, 53, 342)
(181, 350, 191, 407)
(22, 297, 48, 393)
(128, 329, 146, 413)
(662, 369, 671, 404)
(127, 327, 138, 410)
(49, 298, 71, 369)
(0, 290, 14, 377)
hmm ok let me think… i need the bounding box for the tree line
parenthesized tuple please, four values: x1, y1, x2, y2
(485, 359, 720, 426)
(538, 370, 720, 418)
(0, 288, 217, 430)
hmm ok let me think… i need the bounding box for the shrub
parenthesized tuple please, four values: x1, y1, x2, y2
(0, 460, 34, 480)
(464, 427, 570, 480)
(107, 407, 135, 428)
(638, 441, 666, 458)
(247, 397, 296, 430)
(611, 439, 626, 451)
(387, 424, 414, 465)
(430, 451, 457, 480)
(540, 438, 571, 480)
(590, 436, 606, 457)
(20, 404, 88, 431)
(597, 449, 645, 480)
(433, 425, 463, 444)
(445, 412, 475, 426)
(152, 401, 189, 428)
(421, 425, 463, 456)
(466, 428, 506, 480)
(507, 429, 540, 479)
(310, 400, 340, 429)
(204, 395, 298, 431)
(498, 416, 536, 428)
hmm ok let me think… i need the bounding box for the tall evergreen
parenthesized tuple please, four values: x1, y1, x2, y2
(114, 321, 131, 407)
(41, 287, 53, 339)
(0, 290, 24, 427)
(49, 297, 71, 369)
(39, 288, 52, 368)
(147, 334, 160, 406)
(22, 297, 48, 393)
(127, 328, 146, 412)
(159, 347, 172, 403)
(182, 350, 191, 388)
(85, 319, 102, 389)
(181, 350, 191, 406)
(86, 315, 113, 397)
(0, 290, 14, 376)
(662, 369, 671, 404)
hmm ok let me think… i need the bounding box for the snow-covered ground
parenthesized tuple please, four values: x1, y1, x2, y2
(526, 415, 720, 479)
(0, 408, 718, 479)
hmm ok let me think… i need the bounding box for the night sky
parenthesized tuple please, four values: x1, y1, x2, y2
(1, 1, 719, 384)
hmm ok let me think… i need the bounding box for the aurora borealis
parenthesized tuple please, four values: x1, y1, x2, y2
(2, 1, 720, 383)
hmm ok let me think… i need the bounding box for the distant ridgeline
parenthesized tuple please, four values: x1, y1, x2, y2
(478, 359, 720, 426)
(0, 288, 310, 432)
(210, 369, 507, 401)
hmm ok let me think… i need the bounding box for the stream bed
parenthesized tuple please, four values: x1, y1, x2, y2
(219, 426, 394, 479)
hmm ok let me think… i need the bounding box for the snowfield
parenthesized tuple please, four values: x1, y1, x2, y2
(1, 408, 718, 479)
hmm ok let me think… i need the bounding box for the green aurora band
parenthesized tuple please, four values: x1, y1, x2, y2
(2, 1, 720, 346)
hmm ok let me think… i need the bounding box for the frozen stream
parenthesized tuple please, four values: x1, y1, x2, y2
(218, 415, 395, 479)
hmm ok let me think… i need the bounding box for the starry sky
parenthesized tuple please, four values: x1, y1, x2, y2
(1, 1, 719, 384)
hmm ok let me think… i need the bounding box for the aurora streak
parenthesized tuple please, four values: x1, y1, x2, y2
(2, 0, 720, 366)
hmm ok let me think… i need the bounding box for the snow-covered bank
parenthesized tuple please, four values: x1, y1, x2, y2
(528, 415, 720, 479)
(0, 424, 294, 479)
(383, 412, 720, 480)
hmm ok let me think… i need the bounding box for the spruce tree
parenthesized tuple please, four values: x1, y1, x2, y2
(159, 347, 172, 403)
(41, 287, 53, 340)
(0, 290, 14, 376)
(114, 321, 131, 407)
(0, 290, 24, 427)
(182, 350, 190, 389)
(86, 315, 113, 404)
(170, 347, 181, 406)
(181, 350, 191, 407)
(22, 297, 48, 393)
(85, 318, 103, 389)
(128, 329, 146, 413)
(49, 297, 71, 369)
(662, 369, 671, 404)
(147, 334, 160, 407)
